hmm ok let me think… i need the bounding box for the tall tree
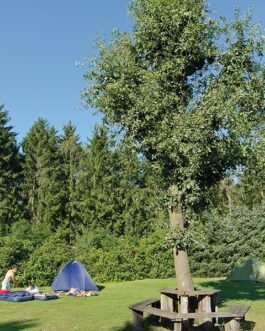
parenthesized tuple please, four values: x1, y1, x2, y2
(83, 0, 265, 291)
(60, 122, 82, 238)
(76, 125, 164, 236)
(75, 126, 118, 231)
(21, 118, 64, 228)
(112, 143, 165, 236)
(237, 122, 265, 208)
(0, 105, 22, 233)
(204, 177, 236, 216)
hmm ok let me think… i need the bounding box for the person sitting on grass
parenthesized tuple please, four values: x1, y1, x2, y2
(25, 283, 40, 294)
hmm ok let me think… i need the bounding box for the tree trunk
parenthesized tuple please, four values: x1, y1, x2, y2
(227, 192, 232, 216)
(169, 185, 194, 292)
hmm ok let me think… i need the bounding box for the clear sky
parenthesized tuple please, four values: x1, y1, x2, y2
(0, 0, 264, 143)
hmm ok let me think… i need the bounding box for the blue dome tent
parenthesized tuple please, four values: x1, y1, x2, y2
(51, 260, 99, 292)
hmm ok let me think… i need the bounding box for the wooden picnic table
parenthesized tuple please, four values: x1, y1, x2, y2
(129, 296, 250, 331)
(160, 287, 220, 329)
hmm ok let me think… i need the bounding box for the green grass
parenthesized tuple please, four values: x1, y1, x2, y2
(0, 278, 264, 331)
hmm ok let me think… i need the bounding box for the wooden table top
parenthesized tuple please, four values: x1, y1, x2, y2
(160, 287, 220, 296)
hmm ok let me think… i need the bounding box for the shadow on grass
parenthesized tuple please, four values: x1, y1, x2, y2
(0, 319, 38, 331)
(241, 320, 256, 331)
(113, 280, 259, 331)
(96, 284, 105, 291)
(200, 279, 265, 302)
(111, 315, 171, 331)
(112, 318, 255, 331)
(199, 279, 258, 331)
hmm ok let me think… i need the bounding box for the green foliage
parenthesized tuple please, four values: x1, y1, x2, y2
(75, 126, 164, 236)
(189, 205, 265, 277)
(237, 122, 265, 208)
(1, 204, 265, 285)
(9, 219, 53, 248)
(30, 222, 53, 246)
(20, 230, 72, 286)
(0, 2, 264, 289)
(9, 219, 32, 240)
(21, 118, 64, 228)
(60, 122, 82, 238)
(83, 0, 265, 219)
(75, 229, 139, 282)
(0, 236, 33, 282)
(0, 105, 22, 233)
(135, 231, 174, 280)
(165, 221, 206, 251)
(75, 229, 174, 283)
(75, 126, 119, 231)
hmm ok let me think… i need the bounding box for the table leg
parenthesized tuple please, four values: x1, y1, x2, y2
(161, 293, 174, 312)
(198, 295, 212, 331)
(225, 318, 240, 331)
(180, 296, 189, 331)
(132, 309, 143, 329)
(212, 293, 218, 312)
(212, 293, 219, 326)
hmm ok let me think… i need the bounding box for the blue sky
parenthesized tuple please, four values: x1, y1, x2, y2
(0, 0, 264, 143)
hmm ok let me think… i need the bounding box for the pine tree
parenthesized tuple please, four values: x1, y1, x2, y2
(237, 124, 265, 208)
(76, 125, 165, 236)
(60, 122, 82, 238)
(111, 143, 165, 236)
(75, 126, 116, 231)
(0, 105, 22, 233)
(21, 118, 64, 228)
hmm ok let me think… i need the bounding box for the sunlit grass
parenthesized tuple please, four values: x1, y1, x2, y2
(0, 278, 263, 330)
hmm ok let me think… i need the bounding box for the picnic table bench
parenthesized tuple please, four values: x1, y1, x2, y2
(129, 298, 250, 331)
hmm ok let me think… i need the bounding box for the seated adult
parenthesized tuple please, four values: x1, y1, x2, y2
(25, 283, 40, 294)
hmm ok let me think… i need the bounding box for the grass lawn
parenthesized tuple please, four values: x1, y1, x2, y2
(0, 278, 264, 331)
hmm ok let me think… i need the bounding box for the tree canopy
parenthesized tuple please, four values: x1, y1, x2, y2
(82, 0, 265, 290)
(83, 0, 264, 211)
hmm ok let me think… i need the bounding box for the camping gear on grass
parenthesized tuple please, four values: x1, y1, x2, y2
(34, 293, 58, 300)
(0, 291, 58, 302)
(227, 257, 265, 282)
(51, 259, 98, 292)
(0, 291, 34, 302)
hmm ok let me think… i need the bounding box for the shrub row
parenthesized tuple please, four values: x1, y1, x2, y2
(0, 205, 264, 286)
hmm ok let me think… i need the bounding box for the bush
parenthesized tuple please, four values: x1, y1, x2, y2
(75, 229, 174, 282)
(2, 205, 265, 285)
(10, 219, 32, 240)
(19, 231, 72, 286)
(189, 205, 265, 277)
(0, 236, 33, 284)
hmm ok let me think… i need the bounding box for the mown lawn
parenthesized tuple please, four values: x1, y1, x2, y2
(0, 278, 264, 331)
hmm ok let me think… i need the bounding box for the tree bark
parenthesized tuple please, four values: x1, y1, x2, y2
(169, 185, 194, 292)
(227, 192, 232, 216)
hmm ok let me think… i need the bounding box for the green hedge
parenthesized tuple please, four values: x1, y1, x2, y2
(1, 205, 265, 286)
(0, 237, 33, 278)
(75, 230, 174, 283)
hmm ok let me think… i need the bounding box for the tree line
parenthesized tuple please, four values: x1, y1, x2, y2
(0, 104, 264, 285)
(0, 106, 165, 238)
